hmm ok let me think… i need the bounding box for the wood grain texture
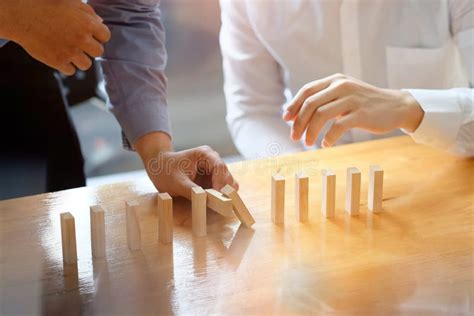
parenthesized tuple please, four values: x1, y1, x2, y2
(345, 167, 361, 216)
(60, 212, 77, 264)
(271, 173, 285, 224)
(191, 187, 207, 237)
(295, 172, 309, 222)
(90, 205, 106, 258)
(157, 193, 173, 244)
(321, 169, 336, 218)
(125, 201, 141, 250)
(221, 184, 255, 228)
(1, 136, 473, 315)
(368, 165, 384, 213)
(205, 189, 234, 217)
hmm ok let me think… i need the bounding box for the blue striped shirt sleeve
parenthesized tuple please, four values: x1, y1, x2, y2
(89, 0, 170, 150)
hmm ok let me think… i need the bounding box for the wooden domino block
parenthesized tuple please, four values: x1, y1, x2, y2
(205, 189, 234, 217)
(271, 173, 285, 224)
(192, 187, 207, 237)
(125, 201, 141, 250)
(321, 169, 336, 218)
(60, 212, 77, 264)
(368, 165, 384, 213)
(295, 172, 309, 222)
(221, 184, 255, 228)
(90, 205, 106, 258)
(157, 193, 173, 244)
(345, 167, 361, 216)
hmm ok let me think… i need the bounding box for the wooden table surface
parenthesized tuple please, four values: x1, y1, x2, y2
(1, 136, 473, 315)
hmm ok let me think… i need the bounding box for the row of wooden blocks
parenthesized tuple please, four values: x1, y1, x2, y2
(271, 165, 384, 223)
(60, 184, 255, 264)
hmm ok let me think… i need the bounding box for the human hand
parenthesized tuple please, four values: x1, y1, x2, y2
(3, 0, 110, 75)
(134, 132, 239, 200)
(283, 74, 424, 147)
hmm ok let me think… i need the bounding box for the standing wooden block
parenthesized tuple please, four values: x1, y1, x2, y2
(271, 173, 285, 224)
(295, 172, 309, 222)
(321, 169, 336, 218)
(125, 201, 141, 250)
(368, 165, 384, 213)
(221, 184, 256, 228)
(157, 193, 173, 244)
(205, 189, 234, 217)
(345, 167, 361, 216)
(60, 212, 77, 264)
(90, 205, 106, 258)
(192, 187, 207, 237)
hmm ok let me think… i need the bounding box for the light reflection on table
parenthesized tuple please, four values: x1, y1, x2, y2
(1, 137, 473, 315)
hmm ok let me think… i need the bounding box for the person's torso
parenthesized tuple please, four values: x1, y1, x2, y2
(245, 0, 469, 93)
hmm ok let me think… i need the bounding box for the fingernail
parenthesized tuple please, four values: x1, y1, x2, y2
(321, 140, 329, 148)
(283, 111, 291, 121)
(291, 130, 299, 142)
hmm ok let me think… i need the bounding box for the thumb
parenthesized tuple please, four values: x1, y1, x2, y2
(176, 175, 198, 201)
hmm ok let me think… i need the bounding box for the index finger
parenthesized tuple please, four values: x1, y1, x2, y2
(283, 74, 342, 121)
(92, 20, 111, 43)
(197, 148, 239, 191)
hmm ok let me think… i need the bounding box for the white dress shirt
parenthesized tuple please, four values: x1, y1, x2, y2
(220, 0, 474, 159)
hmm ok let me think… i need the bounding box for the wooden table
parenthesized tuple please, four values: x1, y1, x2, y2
(1, 136, 473, 315)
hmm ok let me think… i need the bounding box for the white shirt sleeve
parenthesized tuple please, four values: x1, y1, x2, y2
(219, 0, 304, 159)
(404, 88, 474, 156)
(404, 1, 474, 157)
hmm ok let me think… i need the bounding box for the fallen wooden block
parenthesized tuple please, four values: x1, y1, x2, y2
(60, 212, 77, 264)
(90, 205, 106, 258)
(125, 201, 141, 250)
(192, 187, 207, 237)
(295, 172, 309, 222)
(157, 193, 173, 244)
(368, 165, 384, 213)
(345, 167, 361, 216)
(271, 173, 285, 224)
(321, 169, 336, 218)
(221, 184, 255, 228)
(205, 189, 234, 217)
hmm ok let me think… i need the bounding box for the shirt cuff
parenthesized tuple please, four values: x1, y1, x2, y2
(113, 98, 172, 151)
(101, 61, 172, 151)
(402, 89, 464, 151)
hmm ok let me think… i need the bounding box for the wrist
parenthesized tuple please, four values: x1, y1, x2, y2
(399, 90, 424, 133)
(134, 131, 173, 162)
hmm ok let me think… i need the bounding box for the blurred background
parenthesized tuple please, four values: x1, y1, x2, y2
(70, 0, 239, 186)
